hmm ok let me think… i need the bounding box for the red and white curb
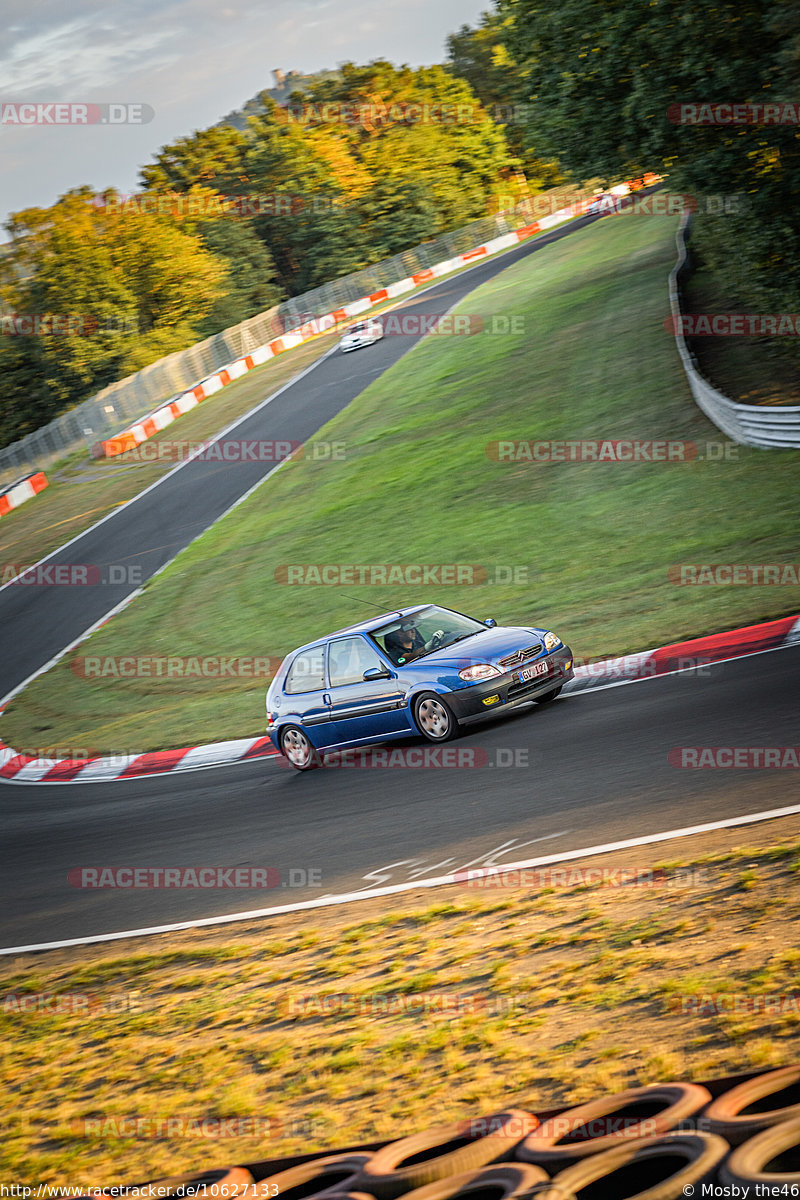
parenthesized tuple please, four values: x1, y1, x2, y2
(0, 471, 48, 519)
(1, 613, 798, 784)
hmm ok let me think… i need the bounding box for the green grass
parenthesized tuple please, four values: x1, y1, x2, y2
(4, 211, 800, 753)
(0, 239, 546, 572)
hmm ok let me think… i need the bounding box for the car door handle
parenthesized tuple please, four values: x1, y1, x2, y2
(323, 694, 331, 705)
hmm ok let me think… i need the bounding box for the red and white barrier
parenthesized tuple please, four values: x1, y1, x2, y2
(91, 176, 652, 463)
(2, 614, 797, 783)
(0, 472, 48, 519)
(90, 224, 553, 461)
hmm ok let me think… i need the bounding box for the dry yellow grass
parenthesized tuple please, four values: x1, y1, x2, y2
(2, 815, 799, 1185)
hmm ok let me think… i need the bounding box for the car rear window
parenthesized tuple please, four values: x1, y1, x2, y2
(284, 645, 326, 693)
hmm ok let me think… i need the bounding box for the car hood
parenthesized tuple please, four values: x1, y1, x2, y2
(412, 625, 554, 670)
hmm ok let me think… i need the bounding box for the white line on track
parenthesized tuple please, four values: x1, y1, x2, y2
(3, 802, 800, 955)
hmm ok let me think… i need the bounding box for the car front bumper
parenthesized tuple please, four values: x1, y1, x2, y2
(446, 645, 574, 725)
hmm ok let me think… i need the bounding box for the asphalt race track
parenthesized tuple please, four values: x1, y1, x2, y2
(2, 645, 798, 949)
(1, 198, 797, 951)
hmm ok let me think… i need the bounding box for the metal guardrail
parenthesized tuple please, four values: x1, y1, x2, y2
(670, 212, 800, 449)
(0, 209, 526, 488)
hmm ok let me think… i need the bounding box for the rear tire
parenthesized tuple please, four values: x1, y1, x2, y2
(413, 694, 458, 743)
(280, 725, 322, 771)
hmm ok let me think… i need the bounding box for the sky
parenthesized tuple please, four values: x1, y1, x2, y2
(0, 0, 488, 237)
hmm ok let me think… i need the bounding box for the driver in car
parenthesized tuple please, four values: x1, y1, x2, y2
(384, 620, 445, 665)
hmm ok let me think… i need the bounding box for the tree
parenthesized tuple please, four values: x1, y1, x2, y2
(500, 0, 800, 305)
(0, 187, 229, 444)
(446, 12, 565, 186)
(140, 124, 250, 195)
(191, 218, 285, 337)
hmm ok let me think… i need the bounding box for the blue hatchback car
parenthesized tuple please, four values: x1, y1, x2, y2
(266, 604, 574, 770)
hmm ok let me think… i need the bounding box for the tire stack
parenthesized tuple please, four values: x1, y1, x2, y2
(58, 1065, 800, 1198)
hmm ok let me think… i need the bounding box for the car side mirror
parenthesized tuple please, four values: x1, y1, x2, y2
(363, 666, 393, 681)
(484, 617, 497, 628)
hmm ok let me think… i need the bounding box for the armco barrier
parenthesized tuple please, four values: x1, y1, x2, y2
(670, 212, 800, 448)
(0, 471, 48, 519)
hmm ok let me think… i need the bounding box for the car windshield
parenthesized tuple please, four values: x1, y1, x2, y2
(348, 323, 367, 333)
(370, 605, 486, 664)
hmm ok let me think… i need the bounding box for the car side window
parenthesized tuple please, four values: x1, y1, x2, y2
(328, 636, 385, 687)
(284, 645, 326, 693)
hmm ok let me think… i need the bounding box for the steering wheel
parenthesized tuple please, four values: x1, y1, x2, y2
(428, 629, 446, 649)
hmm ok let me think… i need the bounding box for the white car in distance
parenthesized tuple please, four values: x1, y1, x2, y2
(339, 318, 384, 353)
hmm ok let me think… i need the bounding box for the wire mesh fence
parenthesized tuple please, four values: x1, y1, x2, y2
(0, 207, 527, 489)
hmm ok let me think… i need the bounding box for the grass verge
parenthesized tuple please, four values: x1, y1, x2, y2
(3, 816, 799, 1183)
(4, 211, 800, 753)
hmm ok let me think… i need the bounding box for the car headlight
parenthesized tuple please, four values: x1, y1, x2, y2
(458, 664, 502, 682)
(543, 631, 562, 652)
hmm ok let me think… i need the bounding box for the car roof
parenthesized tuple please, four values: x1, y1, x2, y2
(294, 605, 432, 651)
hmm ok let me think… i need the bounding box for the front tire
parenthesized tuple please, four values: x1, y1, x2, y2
(280, 725, 322, 771)
(413, 694, 458, 743)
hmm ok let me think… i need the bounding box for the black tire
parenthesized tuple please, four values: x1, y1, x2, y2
(535, 686, 563, 704)
(702, 1064, 800, 1145)
(719, 1113, 800, 1187)
(353, 1110, 539, 1199)
(413, 693, 458, 743)
(398, 1163, 550, 1200)
(515, 1083, 711, 1167)
(547, 1131, 729, 1200)
(280, 724, 322, 771)
(253, 1152, 372, 1197)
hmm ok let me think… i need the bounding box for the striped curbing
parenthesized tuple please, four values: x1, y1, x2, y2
(1, 613, 797, 784)
(0, 472, 48, 519)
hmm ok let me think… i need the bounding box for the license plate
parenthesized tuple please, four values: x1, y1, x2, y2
(517, 660, 549, 683)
